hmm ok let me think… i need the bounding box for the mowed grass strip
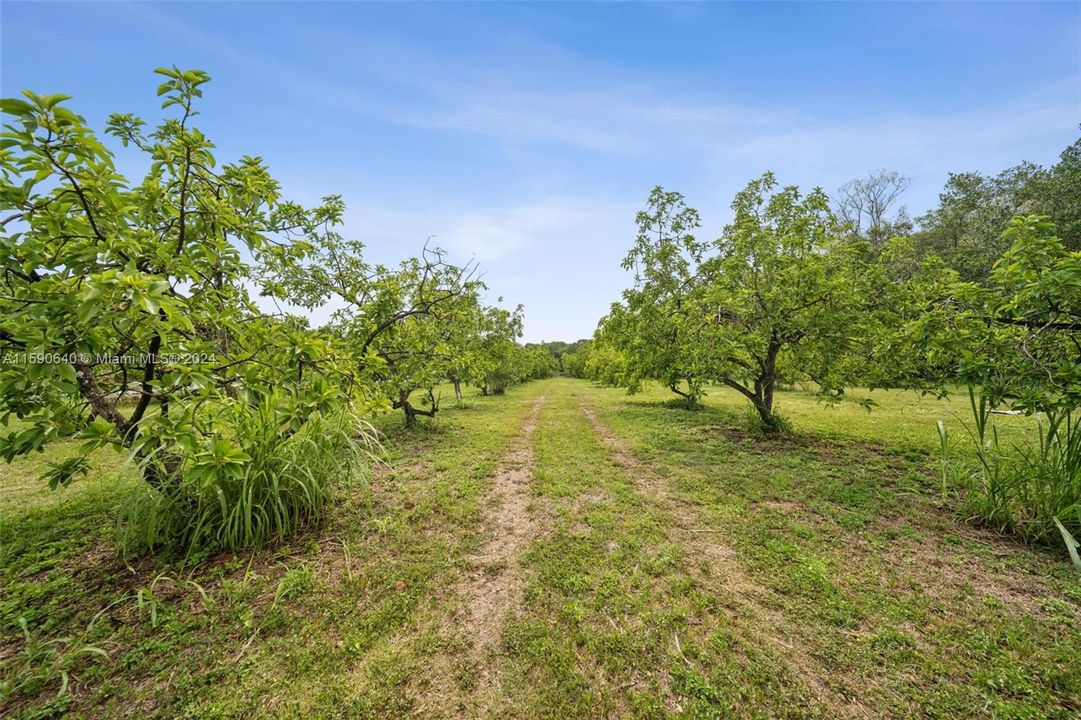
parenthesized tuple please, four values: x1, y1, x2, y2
(3, 378, 1079, 719)
(572, 379, 1081, 719)
(500, 379, 831, 719)
(1, 382, 546, 718)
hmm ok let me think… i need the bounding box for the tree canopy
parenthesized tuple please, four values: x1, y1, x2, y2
(599, 174, 877, 428)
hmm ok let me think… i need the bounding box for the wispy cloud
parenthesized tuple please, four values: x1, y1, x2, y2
(106, 1, 1081, 342)
(342, 197, 636, 269)
(438, 201, 630, 263)
(119, 1, 1078, 174)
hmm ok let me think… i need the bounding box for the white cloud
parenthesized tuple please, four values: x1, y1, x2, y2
(436, 202, 613, 262)
(110, 1, 1081, 343)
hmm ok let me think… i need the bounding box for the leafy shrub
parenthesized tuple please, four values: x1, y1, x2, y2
(0, 69, 354, 497)
(117, 397, 377, 557)
(938, 389, 1081, 570)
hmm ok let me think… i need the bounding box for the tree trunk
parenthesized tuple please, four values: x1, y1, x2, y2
(667, 377, 698, 405)
(722, 338, 782, 432)
(751, 334, 782, 432)
(393, 388, 438, 426)
(668, 383, 692, 400)
(394, 389, 417, 426)
(453, 378, 462, 402)
(752, 397, 781, 432)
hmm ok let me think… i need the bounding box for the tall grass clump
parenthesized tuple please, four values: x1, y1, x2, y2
(737, 403, 791, 435)
(938, 388, 1081, 570)
(117, 397, 378, 558)
(0, 617, 108, 711)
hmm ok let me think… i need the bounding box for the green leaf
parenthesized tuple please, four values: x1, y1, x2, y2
(1054, 518, 1081, 574)
(0, 98, 35, 116)
(43, 456, 90, 490)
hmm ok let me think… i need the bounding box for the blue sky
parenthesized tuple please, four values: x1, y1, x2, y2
(2, 1, 1079, 342)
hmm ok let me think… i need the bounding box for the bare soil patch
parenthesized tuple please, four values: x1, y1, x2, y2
(411, 395, 548, 718)
(457, 396, 546, 655)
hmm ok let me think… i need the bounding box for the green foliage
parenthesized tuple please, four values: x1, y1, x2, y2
(0, 616, 107, 707)
(603, 176, 877, 429)
(561, 340, 592, 378)
(909, 135, 1080, 281)
(878, 216, 1080, 415)
(474, 304, 525, 395)
(448, 307, 557, 396)
(259, 226, 537, 423)
(1, 69, 360, 533)
(704, 173, 876, 427)
(583, 337, 628, 387)
(614, 186, 708, 403)
(517, 344, 559, 382)
(116, 399, 374, 556)
(938, 389, 1081, 566)
(884, 215, 1081, 564)
(534, 339, 590, 370)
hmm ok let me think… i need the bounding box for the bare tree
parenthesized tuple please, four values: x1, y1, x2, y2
(835, 169, 911, 246)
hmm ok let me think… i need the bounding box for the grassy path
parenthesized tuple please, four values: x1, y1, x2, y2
(489, 379, 839, 718)
(408, 393, 550, 717)
(553, 379, 1080, 719)
(576, 394, 850, 716)
(452, 393, 547, 707)
(2, 378, 1079, 718)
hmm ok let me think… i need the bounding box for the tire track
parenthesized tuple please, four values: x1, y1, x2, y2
(458, 394, 546, 661)
(413, 394, 548, 718)
(576, 398, 867, 719)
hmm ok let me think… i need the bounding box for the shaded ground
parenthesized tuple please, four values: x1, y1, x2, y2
(1, 378, 1078, 718)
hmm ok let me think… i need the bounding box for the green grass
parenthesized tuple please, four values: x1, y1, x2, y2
(2, 378, 1079, 718)
(573, 380, 1079, 718)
